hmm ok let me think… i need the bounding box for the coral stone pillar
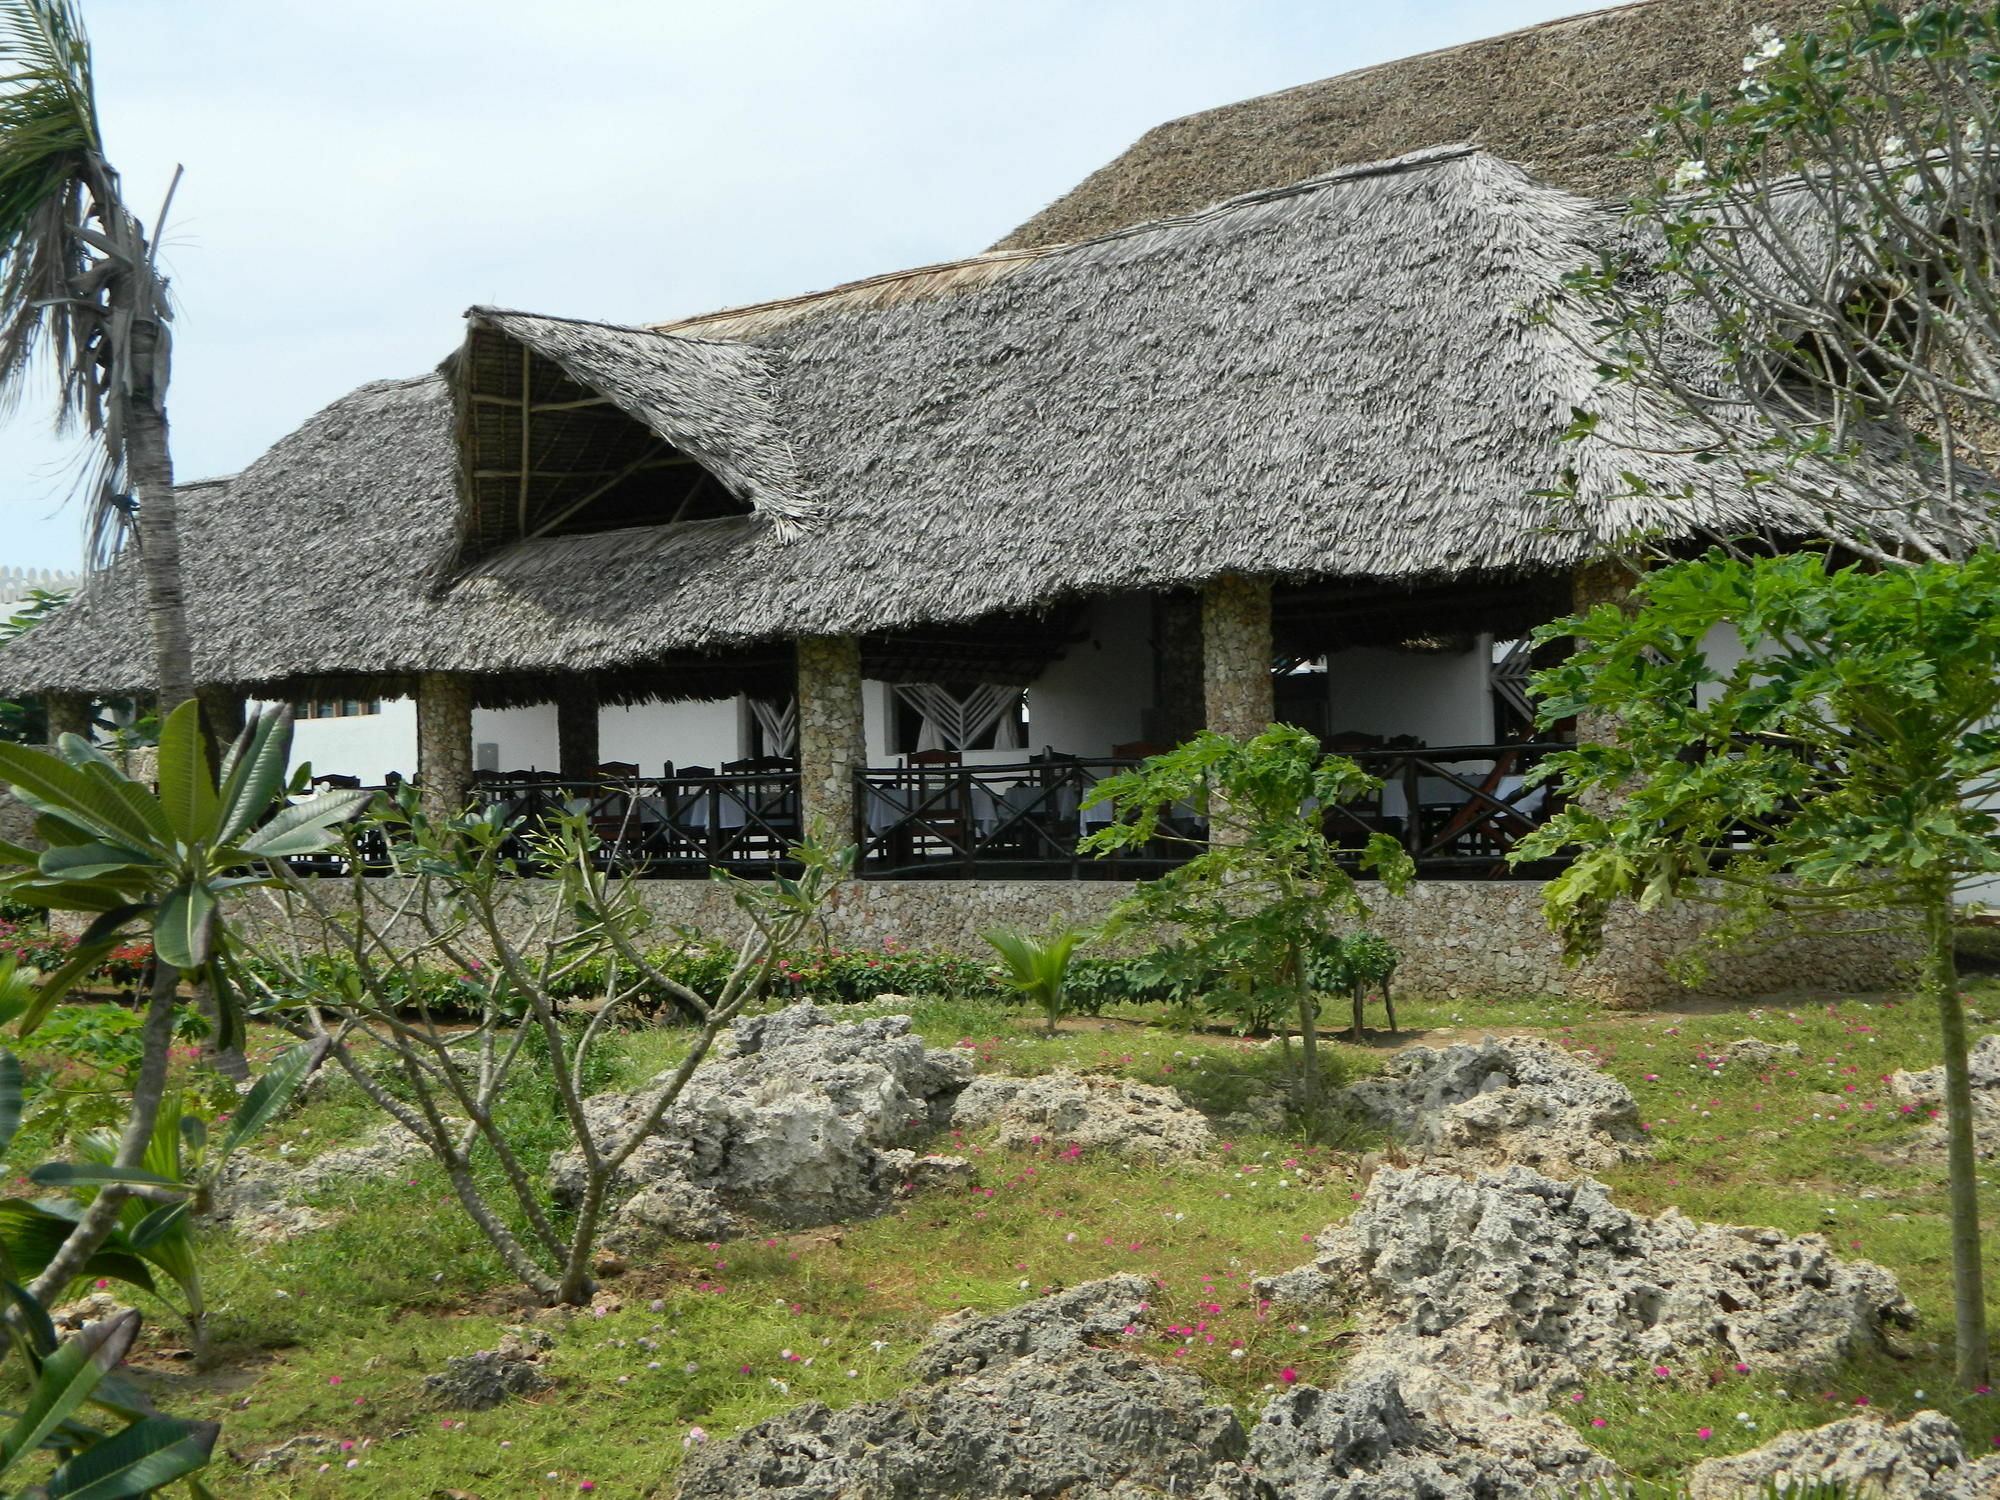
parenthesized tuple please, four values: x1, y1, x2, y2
(1571, 558, 1641, 816)
(555, 684, 601, 780)
(43, 692, 90, 743)
(196, 684, 247, 762)
(796, 635, 865, 847)
(416, 671, 475, 822)
(1570, 559, 1640, 750)
(1201, 574, 1275, 740)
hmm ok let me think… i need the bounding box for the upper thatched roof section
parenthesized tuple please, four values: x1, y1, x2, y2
(996, 0, 1833, 251)
(0, 147, 1837, 698)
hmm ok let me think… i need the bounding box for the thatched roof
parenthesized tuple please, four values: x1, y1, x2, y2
(0, 146, 1833, 700)
(996, 0, 1834, 251)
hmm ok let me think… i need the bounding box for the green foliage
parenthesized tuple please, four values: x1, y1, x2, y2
(23, 1004, 202, 1085)
(1081, 726, 1414, 1111)
(0, 700, 369, 1044)
(981, 923, 1088, 1036)
(1546, 2, 2000, 557)
(1516, 551, 2000, 955)
(1515, 547, 1996, 1385)
(0, 587, 71, 744)
(0, 1291, 217, 1499)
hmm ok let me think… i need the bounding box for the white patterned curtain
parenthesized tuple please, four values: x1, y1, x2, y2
(748, 696, 798, 755)
(893, 683, 1025, 752)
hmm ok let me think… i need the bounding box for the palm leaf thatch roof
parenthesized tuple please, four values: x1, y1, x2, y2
(995, 0, 1834, 251)
(0, 146, 1838, 700)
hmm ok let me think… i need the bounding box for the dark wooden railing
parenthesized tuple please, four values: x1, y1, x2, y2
(283, 742, 1575, 881)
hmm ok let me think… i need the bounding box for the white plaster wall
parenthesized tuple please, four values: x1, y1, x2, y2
(598, 698, 742, 775)
(472, 704, 559, 773)
(275, 697, 416, 785)
(1694, 622, 1750, 708)
(863, 681, 895, 764)
(1324, 638, 1494, 747)
(1024, 592, 1151, 757)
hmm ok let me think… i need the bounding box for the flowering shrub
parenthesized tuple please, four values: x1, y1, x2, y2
(0, 915, 155, 989)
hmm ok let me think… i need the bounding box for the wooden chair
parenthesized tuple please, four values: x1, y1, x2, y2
(595, 761, 640, 779)
(906, 748, 962, 768)
(311, 772, 362, 789)
(1111, 740, 1169, 760)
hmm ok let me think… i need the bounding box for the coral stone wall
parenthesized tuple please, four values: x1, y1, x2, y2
(599, 877, 1911, 1010)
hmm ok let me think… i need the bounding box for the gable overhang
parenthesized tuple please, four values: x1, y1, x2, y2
(448, 308, 812, 558)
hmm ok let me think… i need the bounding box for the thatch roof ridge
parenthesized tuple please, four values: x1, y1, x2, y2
(663, 144, 1484, 341)
(995, 0, 1834, 250)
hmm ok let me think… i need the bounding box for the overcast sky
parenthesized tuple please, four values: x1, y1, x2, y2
(0, 0, 1611, 571)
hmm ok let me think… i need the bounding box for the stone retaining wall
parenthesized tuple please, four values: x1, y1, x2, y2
(230, 874, 1915, 1010)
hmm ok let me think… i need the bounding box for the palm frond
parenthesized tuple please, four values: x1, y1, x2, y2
(0, 0, 172, 565)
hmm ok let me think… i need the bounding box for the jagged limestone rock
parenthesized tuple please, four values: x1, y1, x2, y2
(950, 1070, 1215, 1161)
(675, 1278, 1616, 1500)
(1259, 1165, 1913, 1400)
(547, 1003, 974, 1249)
(1333, 1036, 1648, 1174)
(206, 1116, 448, 1244)
(1686, 1410, 2000, 1500)
(422, 1328, 555, 1410)
(1886, 1033, 2000, 1160)
(1205, 1366, 1615, 1500)
(674, 1276, 1243, 1500)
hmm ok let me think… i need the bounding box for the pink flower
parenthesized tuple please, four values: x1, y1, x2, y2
(1697, 1428, 1713, 1440)
(1279, 1368, 1298, 1384)
(1653, 1366, 1671, 1378)
(1591, 1417, 1608, 1428)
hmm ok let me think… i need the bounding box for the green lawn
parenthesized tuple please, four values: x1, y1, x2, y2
(9, 983, 1999, 1496)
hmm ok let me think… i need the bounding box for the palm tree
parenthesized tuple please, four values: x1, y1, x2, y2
(0, 0, 193, 711)
(0, 0, 199, 1303)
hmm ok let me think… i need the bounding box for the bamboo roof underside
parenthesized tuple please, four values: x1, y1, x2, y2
(0, 147, 1867, 697)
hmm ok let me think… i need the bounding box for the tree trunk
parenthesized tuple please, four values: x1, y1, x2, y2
(1924, 891, 1991, 1387)
(125, 321, 194, 716)
(1290, 943, 1320, 1121)
(28, 959, 180, 1302)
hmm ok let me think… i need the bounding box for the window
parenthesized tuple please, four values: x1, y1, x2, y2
(890, 683, 1027, 754)
(291, 698, 382, 720)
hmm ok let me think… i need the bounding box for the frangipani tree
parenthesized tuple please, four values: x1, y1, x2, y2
(1549, 1, 2000, 562)
(0, 701, 366, 1300)
(1514, 548, 1998, 1386)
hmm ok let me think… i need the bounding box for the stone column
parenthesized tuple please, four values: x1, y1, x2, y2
(416, 671, 474, 822)
(196, 684, 247, 764)
(795, 636, 865, 847)
(1201, 574, 1275, 740)
(555, 684, 600, 780)
(1571, 558, 1642, 816)
(1570, 559, 1640, 749)
(43, 692, 90, 743)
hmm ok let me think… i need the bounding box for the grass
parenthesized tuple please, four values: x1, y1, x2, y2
(6, 984, 1999, 1496)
